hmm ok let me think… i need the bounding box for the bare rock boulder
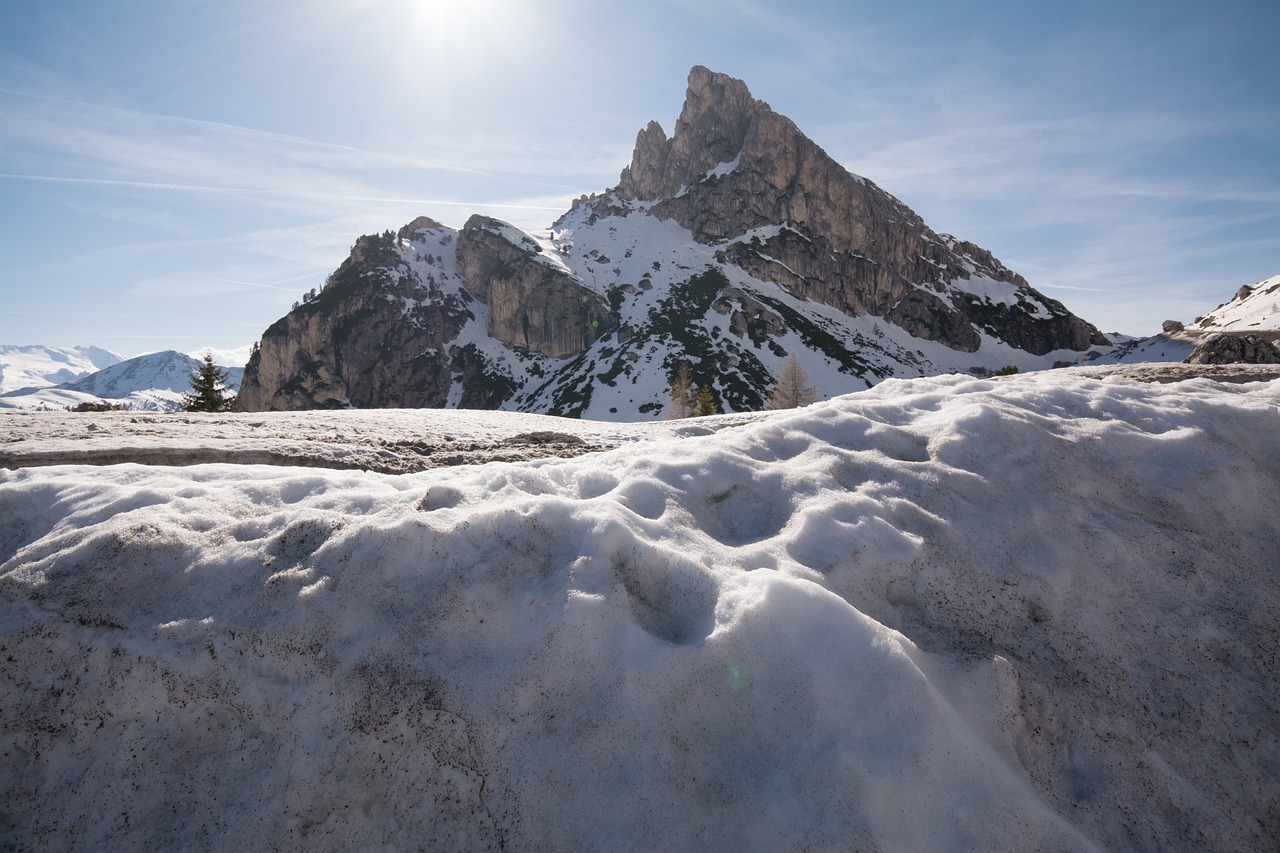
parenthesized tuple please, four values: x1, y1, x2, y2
(1185, 333, 1280, 365)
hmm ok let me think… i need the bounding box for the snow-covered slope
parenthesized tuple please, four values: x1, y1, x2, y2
(0, 350, 243, 412)
(0, 344, 123, 394)
(519, 202, 1103, 417)
(1192, 273, 1280, 336)
(1085, 273, 1280, 366)
(245, 212, 1112, 419)
(2, 370, 1276, 851)
(1080, 331, 1198, 366)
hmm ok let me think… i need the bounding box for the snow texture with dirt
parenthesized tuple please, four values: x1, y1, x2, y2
(2, 369, 1278, 851)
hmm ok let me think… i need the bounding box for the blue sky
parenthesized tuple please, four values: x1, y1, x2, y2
(2, 0, 1276, 357)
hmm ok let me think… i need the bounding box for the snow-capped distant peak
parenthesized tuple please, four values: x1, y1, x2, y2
(0, 349, 244, 412)
(0, 344, 125, 395)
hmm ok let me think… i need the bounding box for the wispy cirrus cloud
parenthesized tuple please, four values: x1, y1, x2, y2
(0, 86, 599, 222)
(1, 172, 572, 213)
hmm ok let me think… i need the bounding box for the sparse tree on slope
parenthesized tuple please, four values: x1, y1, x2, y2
(694, 385, 720, 417)
(182, 354, 239, 413)
(666, 362, 696, 419)
(767, 353, 818, 410)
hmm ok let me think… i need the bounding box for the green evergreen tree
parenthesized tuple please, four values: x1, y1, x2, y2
(693, 385, 720, 417)
(182, 354, 239, 412)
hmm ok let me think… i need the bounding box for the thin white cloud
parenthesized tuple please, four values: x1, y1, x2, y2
(217, 277, 317, 293)
(0, 173, 570, 212)
(0, 89, 606, 246)
(1, 86, 591, 188)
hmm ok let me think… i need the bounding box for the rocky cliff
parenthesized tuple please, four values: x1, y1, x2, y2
(241, 67, 1108, 417)
(455, 216, 613, 358)
(617, 66, 1103, 356)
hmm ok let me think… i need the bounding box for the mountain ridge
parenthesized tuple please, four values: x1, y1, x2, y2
(0, 350, 243, 412)
(241, 67, 1107, 415)
(0, 344, 124, 395)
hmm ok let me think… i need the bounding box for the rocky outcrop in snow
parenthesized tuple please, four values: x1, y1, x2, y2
(1191, 273, 1280, 336)
(1185, 332, 1280, 364)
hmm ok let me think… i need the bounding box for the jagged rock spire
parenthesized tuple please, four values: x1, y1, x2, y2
(613, 66, 1104, 355)
(241, 66, 1108, 414)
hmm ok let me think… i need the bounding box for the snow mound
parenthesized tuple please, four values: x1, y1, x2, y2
(2, 371, 1277, 851)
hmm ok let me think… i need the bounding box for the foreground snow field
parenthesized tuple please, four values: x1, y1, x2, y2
(2, 368, 1278, 851)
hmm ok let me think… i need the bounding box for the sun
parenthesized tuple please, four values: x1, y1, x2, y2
(394, 0, 547, 80)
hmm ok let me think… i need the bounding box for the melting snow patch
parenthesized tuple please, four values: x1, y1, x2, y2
(1, 371, 1277, 851)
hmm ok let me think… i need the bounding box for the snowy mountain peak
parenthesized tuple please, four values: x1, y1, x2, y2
(602, 67, 1104, 356)
(0, 349, 243, 412)
(0, 344, 124, 395)
(239, 67, 1108, 416)
(64, 350, 230, 398)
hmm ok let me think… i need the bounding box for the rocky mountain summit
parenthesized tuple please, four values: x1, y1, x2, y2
(240, 67, 1107, 417)
(613, 66, 1102, 355)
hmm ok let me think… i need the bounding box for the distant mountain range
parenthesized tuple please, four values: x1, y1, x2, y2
(0, 345, 124, 395)
(0, 282, 1272, 414)
(0, 348, 243, 412)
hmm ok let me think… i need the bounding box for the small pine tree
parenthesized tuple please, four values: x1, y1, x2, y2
(666, 362, 696, 419)
(693, 385, 720, 417)
(767, 353, 818, 410)
(182, 354, 239, 412)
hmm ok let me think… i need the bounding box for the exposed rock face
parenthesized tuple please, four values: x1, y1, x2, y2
(240, 218, 472, 411)
(617, 66, 1105, 356)
(455, 216, 612, 358)
(240, 215, 616, 413)
(1185, 333, 1280, 365)
(241, 67, 1112, 417)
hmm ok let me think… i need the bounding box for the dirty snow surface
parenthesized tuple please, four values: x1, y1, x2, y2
(2, 369, 1278, 852)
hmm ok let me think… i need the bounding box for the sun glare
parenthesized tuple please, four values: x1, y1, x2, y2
(396, 0, 546, 80)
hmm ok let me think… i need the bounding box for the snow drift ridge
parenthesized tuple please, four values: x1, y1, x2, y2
(3, 371, 1277, 850)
